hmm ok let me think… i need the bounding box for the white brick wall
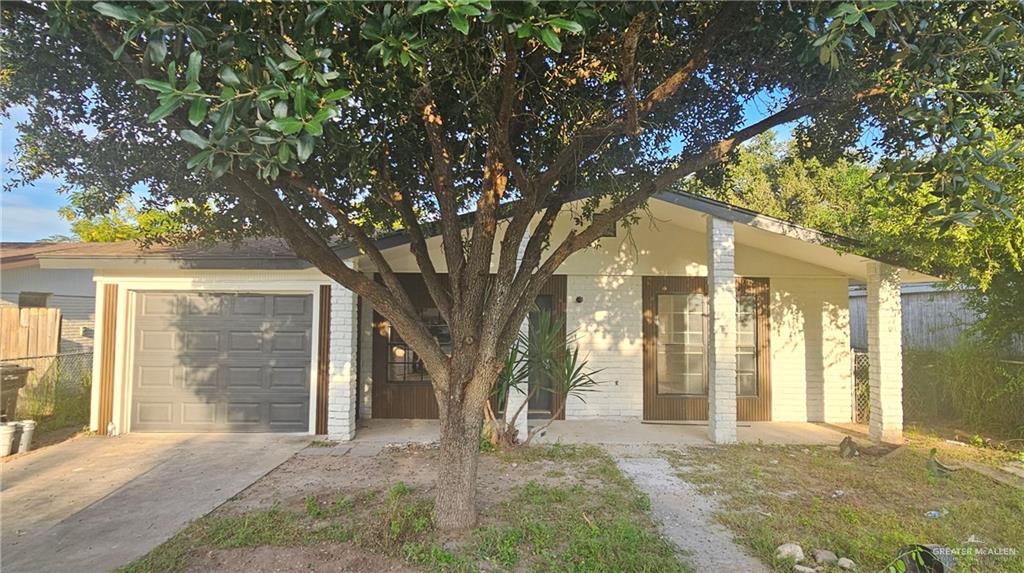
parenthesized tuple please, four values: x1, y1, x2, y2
(327, 282, 359, 440)
(769, 277, 853, 423)
(564, 274, 644, 419)
(867, 262, 903, 442)
(707, 217, 738, 443)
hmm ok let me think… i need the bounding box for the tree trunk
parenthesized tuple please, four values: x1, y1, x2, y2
(433, 403, 484, 530)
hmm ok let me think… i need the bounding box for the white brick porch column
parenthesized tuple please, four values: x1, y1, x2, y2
(707, 217, 737, 444)
(327, 281, 359, 441)
(867, 262, 903, 443)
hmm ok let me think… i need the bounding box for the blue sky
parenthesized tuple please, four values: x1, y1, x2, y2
(1, 107, 76, 242)
(1, 93, 798, 243)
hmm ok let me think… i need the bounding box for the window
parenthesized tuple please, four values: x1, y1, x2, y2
(736, 294, 758, 397)
(18, 292, 50, 308)
(386, 307, 451, 383)
(656, 293, 706, 395)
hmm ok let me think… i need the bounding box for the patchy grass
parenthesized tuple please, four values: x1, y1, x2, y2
(308, 439, 339, 448)
(118, 444, 688, 573)
(664, 439, 1024, 573)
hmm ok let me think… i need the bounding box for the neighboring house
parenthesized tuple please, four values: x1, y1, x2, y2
(849, 283, 977, 351)
(1, 242, 97, 354)
(36, 192, 935, 443)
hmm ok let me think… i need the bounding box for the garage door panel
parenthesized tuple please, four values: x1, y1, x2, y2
(233, 295, 268, 315)
(269, 367, 307, 388)
(182, 293, 225, 316)
(137, 402, 174, 424)
(137, 366, 175, 388)
(181, 403, 217, 424)
(270, 403, 307, 425)
(183, 366, 219, 389)
(268, 330, 309, 352)
(226, 403, 263, 424)
(131, 291, 312, 433)
(140, 293, 178, 317)
(228, 331, 264, 352)
(184, 331, 221, 351)
(139, 330, 177, 352)
(272, 295, 310, 316)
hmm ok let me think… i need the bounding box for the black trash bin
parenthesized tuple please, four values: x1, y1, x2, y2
(898, 544, 956, 573)
(0, 363, 33, 423)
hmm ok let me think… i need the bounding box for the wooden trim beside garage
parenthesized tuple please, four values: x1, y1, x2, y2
(97, 283, 117, 435)
(315, 284, 332, 434)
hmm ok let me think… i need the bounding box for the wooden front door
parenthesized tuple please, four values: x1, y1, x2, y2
(642, 276, 771, 422)
(372, 274, 567, 420)
(372, 274, 442, 419)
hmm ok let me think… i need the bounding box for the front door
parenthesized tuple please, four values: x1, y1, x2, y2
(642, 276, 771, 421)
(372, 274, 566, 419)
(528, 276, 567, 420)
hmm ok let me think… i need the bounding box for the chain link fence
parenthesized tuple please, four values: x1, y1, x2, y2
(852, 349, 870, 424)
(2, 352, 92, 433)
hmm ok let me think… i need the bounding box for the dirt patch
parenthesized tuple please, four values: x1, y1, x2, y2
(125, 444, 688, 573)
(183, 542, 418, 573)
(222, 447, 573, 516)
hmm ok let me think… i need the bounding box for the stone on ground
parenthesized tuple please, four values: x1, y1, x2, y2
(793, 565, 818, 573)
(838, 556, 857, 570)
(775, 543, 805, 562)
(813, 549, 839, 565)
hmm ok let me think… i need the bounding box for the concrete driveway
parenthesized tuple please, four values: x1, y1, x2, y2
(1, 433, 309, 573)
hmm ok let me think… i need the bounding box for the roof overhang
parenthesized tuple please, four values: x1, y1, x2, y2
(31, 191, 942, 282)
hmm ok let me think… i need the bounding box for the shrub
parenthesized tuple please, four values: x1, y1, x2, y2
(904, 339, 1024, 438)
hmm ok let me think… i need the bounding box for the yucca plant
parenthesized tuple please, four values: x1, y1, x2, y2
(484, 310, 602, 448)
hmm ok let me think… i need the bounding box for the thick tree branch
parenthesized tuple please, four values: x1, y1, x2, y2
(83, 14, 452, 382)
(497, 89, 885, 345)
(241, 176, 449, 380)
(536, 3, 740, 193)
(621, 12, 647, 135)
(373, 152, 453, 322)
(418, 85, 466, 289)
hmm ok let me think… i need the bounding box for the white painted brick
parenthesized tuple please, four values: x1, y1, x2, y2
(867, 262, 903, 442)
(564, 275, 644, 420)
(707, 217, 737, 444)
(327, 281, 359, 441)
(769, 277, 853, 423)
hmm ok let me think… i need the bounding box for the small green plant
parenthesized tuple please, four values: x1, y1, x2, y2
(303, 496, 324, 519)
(309, 439, 338, 448)
(331, 496, 353, 515)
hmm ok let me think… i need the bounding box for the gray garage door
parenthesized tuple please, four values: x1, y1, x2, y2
(131, 291, 313, 432)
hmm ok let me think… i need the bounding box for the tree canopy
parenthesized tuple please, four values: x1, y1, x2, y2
(691, 129, 1024, 348)
(3, 0, 1022, 528)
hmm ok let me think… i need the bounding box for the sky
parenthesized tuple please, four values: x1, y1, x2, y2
(0, 92, 799, 243)
(1, 107, 77, 242)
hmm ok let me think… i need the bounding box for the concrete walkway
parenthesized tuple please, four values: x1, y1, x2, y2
(614, 452, 768, 573)
(1, 433, 308, 573)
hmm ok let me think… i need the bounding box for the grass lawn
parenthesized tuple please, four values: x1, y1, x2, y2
(664, 430, 1024, 573)
(118, 444, 689, 573)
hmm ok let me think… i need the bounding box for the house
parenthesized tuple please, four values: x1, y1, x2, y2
(34, 192, 935, 444)
(1, 242, 97, 354)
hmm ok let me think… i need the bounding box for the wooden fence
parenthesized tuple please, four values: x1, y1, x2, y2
(1, 307, 62, 361)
